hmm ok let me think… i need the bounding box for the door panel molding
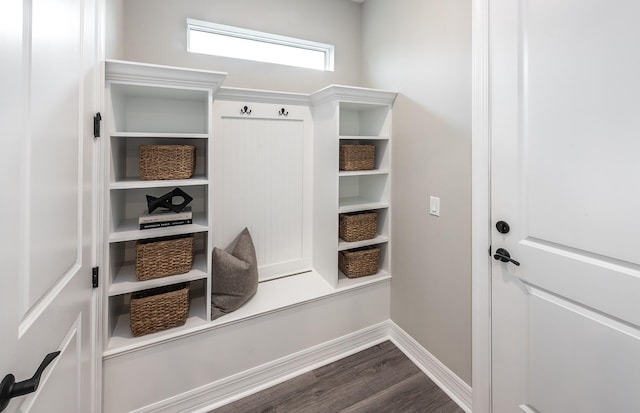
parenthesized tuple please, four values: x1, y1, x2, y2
(528, 288, 640, 412)
(522, 238, 640, 274)
(528, 286, 640, 339)
(519, 0, 640, 266)
(21, 0, 87, 316)
(19, 316, 82, 412)
(19, 263, 82, 338)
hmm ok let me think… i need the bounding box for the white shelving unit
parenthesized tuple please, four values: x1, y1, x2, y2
(101, 70, 395, 357)
(310, 85, 397, 289)
(103, 60, 226, 354)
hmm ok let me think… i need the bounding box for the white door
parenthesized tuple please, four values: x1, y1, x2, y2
(490, 1, 640, 412)
(0, 0, 99, 412)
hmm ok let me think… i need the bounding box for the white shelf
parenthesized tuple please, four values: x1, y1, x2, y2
(111, 132, 209, 139)
(109, 216, 208, 243)
(338, 197, 389, 213)
(337, 270, 391, 290)
(338, 235, 389, 251)
(105, 296, 207, 356)
(338, 169, 389, 177)
(339, 135, 390, 141)
(108, 254, 208, 296)
(110, 176, 208, 190)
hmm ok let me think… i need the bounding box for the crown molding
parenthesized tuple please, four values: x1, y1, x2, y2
(215, 87, 310, 105)
(310, 84, 397, 106)
(106, 60, 227, 91)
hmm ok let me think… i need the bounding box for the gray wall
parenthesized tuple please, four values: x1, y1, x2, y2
(107, 0, 473, 386)
(105, 0, 124, 60)
(361, 0, 472, 385)
(117, 0, 363, 93)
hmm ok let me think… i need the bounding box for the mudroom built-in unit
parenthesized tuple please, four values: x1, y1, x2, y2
(100, 59, 396, 412)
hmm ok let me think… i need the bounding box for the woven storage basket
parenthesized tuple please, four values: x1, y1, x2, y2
(135, 234, 194, 281)
(339, 144, 376, 171)
(338, 245, 381, 278)
(339, 211, 377, 242)
(130, 282, 190, 337)
(139, 144, 195, 180)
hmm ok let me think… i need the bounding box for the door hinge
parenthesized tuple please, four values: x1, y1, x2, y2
(93, 112, 102, 138)
(92, 266, 99, 288)
(488, 245, 492, 256)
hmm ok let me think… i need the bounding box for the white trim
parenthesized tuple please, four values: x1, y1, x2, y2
(388, 322, 473, 413)
(216, 87, 311, 105)
(105, 59, 227, 90)
(92, 2, 106, 411)
(130, 320, 472, 413)
(131, 322, 391, 413)
(310, 84, 397, 106)
(472, 0, 492, 412)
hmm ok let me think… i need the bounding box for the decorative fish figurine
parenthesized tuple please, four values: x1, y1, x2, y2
(146, 187, 193, 213)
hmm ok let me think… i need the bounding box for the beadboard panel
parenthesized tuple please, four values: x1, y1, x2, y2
(212, 101, 312, 280)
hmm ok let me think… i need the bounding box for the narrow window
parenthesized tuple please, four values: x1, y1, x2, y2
(187, 19, 335, 71)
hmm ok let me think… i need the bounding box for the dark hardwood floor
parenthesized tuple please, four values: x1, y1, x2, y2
(211, 341, 464, 413)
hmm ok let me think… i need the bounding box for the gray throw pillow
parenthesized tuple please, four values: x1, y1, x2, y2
(211, 227, 258, 320)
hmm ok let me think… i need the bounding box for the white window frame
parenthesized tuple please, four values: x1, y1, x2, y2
(187, 18, 335, 71)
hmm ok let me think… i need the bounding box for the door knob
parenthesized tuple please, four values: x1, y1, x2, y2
(0, 351, 60, 412)
(493, 248, 520, 266)
(496, 220, 510, 234)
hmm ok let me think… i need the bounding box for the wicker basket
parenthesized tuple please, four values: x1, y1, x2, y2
(338, 245, 381, 278)
(339, 211, 377, 242)
(339, 144, 375, 171)
(135, 234, 194, 281)
(139, 144, 195, 180)
(130, 283, 190, 337)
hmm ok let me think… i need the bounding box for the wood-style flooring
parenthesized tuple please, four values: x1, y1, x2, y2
(211, 341, 464, 413)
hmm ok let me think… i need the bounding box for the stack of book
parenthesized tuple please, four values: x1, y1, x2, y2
(139, 206, 192, 230)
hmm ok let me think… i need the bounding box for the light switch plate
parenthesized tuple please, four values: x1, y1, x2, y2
(430, 196, 440, 216)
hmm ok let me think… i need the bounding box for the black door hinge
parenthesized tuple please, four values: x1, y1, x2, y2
(93, 112, 102, 138)
(92, 266, 99, 288)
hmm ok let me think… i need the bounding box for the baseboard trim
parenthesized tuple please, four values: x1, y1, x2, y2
(133, 320, 472, 413)
(132, 321, 391, 413)
(388, 321, 473, 413)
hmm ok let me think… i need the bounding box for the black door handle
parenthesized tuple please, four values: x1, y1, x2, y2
(493, 248, 520, 266)
(0, 351, 60, 412)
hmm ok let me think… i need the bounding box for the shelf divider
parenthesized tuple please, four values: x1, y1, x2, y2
(110, 132, 209, 139)
(338, 236, 389, 251)
(110, 176, 208, 190)
(109, 254, 208, 296)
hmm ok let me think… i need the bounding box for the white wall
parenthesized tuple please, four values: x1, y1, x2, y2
(361, 0, 472, 384)
(118, 0, 363, 93)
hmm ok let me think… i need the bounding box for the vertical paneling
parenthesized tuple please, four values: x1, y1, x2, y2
(214, 116, 307, 280)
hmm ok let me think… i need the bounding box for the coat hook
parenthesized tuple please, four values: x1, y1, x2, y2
(240, 105, 252, 115)
(278, 108, 289, 116)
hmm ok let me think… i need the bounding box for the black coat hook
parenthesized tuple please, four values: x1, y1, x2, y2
(240, 105, 252, 115)
(278, 108, 289, 116)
